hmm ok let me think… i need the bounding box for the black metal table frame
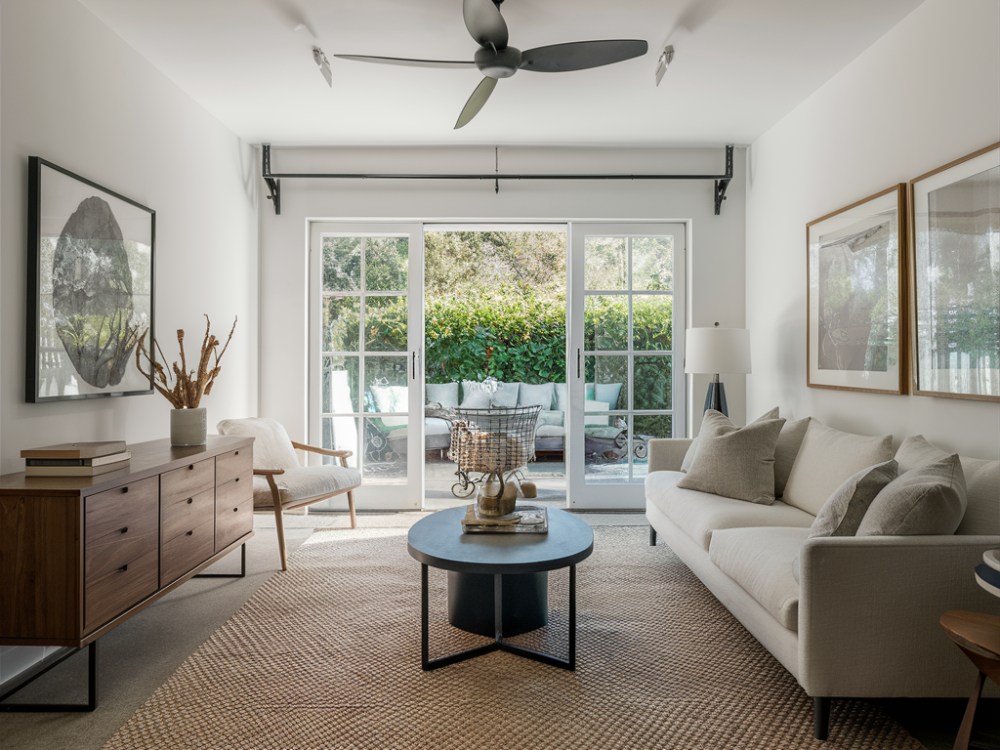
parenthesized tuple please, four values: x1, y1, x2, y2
(420, 563, 576, 671)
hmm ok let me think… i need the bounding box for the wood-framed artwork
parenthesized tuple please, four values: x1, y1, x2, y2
(908, 142, 1000, 402)
(807, 184, 908, 394)
(26, 157, 155, 402)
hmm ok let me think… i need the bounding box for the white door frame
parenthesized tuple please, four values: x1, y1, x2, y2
(566, 222, 687, 510)
(308, 221, 424, 510)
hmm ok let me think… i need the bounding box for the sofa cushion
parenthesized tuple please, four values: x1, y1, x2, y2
(774, 417, 811, 498)
(583, 400, 610, 425)
(857, 454, 967, 536)
(782, 421, 893, 516)
(460, 380, 492, 408)
(810, 460, 898, 538)
(425, 382, 458, 409)
(553, 383, 569, 414)
(645, 471, 814, 551)
(535, 424, 565, 437)
(425, 417, 451, 437)
(681, 406, 779, 473)
(519, 382, 555, 410)
(709, 527, 809, 631)
(537, 410, 563, 427)
(490, 382, 520, 408)
(676, 410, 786, 504)
(895, 435, 999, 536)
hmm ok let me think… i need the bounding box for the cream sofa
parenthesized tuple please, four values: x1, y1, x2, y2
(644, 429, 1000, 741)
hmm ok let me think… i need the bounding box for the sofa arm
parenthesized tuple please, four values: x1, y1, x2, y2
(647, 438, 693, 473)
(798, 534, 1000, 698)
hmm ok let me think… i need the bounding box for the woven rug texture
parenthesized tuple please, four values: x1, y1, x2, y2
(102, 526, 921, 750)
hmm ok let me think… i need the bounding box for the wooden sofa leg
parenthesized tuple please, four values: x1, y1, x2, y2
(814, 696, 831, 740)
(649, 526, 657, 546)
(347, 489, 357, 529)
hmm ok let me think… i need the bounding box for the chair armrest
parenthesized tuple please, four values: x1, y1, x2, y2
(798, 534, 1000, 697)
(291, 441, 353, 468)
(647, 438, 693, 473)
(253, 468, 285, 476)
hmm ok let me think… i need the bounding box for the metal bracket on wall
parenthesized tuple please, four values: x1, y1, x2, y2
(261, 143, 734, 217)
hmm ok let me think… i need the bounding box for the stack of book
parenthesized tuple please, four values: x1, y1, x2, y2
(21, 441, 131, 477)
(462, 504, 549, 534)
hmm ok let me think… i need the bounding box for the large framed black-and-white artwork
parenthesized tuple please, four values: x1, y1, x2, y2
(26, 157, 155, 402)
(807, 184, 908, 395)
(909, 143, 1000, 402)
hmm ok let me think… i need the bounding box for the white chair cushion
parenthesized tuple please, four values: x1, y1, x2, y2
(254, 465, 362, 509)
(217, 417, 300, 471)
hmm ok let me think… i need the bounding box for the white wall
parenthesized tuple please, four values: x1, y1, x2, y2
(257, 146, 747, 441)
(746, 0, 999, 458)
(0, 0, 258, 683)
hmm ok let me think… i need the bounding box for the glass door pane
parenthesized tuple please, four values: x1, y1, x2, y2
(310, 223, 423, 510)
(568, 224, 685, 509)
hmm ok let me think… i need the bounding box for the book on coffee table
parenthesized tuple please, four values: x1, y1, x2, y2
(461, 504, 549, 534)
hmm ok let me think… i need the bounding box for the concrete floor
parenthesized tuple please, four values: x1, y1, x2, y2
(0, 510, 995, 750)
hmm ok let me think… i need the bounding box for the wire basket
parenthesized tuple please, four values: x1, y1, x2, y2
(448, 405, 541, 473)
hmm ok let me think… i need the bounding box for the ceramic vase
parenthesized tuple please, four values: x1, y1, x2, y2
(170, 407, 207, 446)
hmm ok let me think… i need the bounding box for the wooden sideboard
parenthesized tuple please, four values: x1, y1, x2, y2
(0, 436, 254, 650)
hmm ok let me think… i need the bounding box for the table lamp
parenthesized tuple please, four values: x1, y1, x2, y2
(685, 327, 751, 417)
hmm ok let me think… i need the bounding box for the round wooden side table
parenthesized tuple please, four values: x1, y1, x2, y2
(939, 610, 1000, 750)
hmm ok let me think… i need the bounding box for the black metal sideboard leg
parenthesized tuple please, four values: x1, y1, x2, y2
(195, 543, 247, 578)
(814, 696, 831, 740)
(0, 640, 98, 712)
(649, 526, 657, 546)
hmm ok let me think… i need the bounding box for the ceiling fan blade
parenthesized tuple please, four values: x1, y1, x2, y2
(335, 54, 476, 70)
(463, 0, 509, 49)
(454, 77, 498, 130)
(520, 40, 648, 72)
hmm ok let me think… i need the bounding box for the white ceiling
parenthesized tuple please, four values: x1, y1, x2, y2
(78, 0, 924, 147)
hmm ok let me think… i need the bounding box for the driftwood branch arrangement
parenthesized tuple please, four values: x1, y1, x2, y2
(134, 315, 237, 409)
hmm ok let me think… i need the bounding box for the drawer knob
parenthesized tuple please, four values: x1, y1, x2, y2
(120, 526, 128, 534)
(121, 487, 129, 494)
(119, 564, 128, 573)
(233, 507, 239, 512)
(235, 477, 240, 482)
(186, 530, 193, 536)
(187, 498, 193, 504)
(235, 451, 239, 456)
(188, 464, 194, 470)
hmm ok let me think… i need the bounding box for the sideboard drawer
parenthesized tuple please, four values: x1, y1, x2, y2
(216, 497, 253, 550)
(161, 487, 215, 545)
(84, 547, 158, 633)
(216, 447, 252, 486)
(160, 516, 215, 586)
(161, 458, 215, 506)
(85, 477, 159, 546)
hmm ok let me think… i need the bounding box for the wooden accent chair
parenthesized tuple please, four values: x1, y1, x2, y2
(217, 418, 362, 570)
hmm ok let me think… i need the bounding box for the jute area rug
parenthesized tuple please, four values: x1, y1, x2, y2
(102, 526, 920, 750)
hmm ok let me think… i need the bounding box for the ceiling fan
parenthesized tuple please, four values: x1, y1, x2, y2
(335, 0, 648, 129)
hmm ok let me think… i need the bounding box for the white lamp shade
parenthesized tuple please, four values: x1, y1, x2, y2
(685, 328, 751, 375)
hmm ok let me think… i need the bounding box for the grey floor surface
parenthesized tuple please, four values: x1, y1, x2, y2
(0, 509, 996, 750)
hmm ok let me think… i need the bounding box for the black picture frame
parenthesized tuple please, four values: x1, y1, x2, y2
(26, 157, 155, 402)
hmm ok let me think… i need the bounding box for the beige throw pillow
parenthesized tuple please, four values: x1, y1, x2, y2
(857, 454, 968, 536)
(781, 421, 893, 516)
(774, 417, 811, 498)
(681, 407, 779, 473)
(809, 460, 898, 538)
(676, 410, 786, 504)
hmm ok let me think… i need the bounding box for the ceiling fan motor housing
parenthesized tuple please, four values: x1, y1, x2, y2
(475, 46, 522, 78)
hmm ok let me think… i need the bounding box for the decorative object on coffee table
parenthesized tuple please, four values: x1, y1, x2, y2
(685, 325, 751, 416)
(134, 315, 237, 446)
(25, 157, 155, 403)
(461, 504, 549, 534)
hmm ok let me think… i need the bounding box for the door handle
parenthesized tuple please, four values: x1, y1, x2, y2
(577, 349, 581, 379)
(412, 351, 417, 380)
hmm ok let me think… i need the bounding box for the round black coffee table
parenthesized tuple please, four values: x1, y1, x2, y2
(407, 505, 594, 671)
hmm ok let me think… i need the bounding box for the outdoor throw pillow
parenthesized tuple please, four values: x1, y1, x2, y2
(781, 421, 893, 516)
(676, 409, 786, 504)
(490, 382, 521, 408)
(809, 459, 898, 538)
(857, 454, 968, 536)
(519, 382, 555, 410)
(681, 406, 780, 473)
(460, 380, 492, 408)
(425, 382, 459, 409)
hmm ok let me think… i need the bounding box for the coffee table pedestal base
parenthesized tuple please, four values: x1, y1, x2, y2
(448, 570, 548, 638)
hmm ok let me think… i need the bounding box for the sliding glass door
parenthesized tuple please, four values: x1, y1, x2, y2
(567, 224, 686, 509)
(308, 222, 424, 510)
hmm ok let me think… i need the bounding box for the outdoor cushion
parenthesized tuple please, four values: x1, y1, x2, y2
(217, 417, 300, 471)
(583, 399, 610, 425)
(857, 454, 967, 536)
(553, 383, 569, 413)
(809, 460, 898, 538)
(594, 382, 623, 409)
(425, 382, 458, 408)
(710, 527, 808, 631)
(645, 471, 814, 550)
(782, 421, 893, 516)
(425, 418, 451, 437)
(535, 424, 565, 437)
(460, 380, 492, 408)
(491, 381, 520, 408)
(537, 410, 563, 427)
(519, 382, 555, 409)
(252, 465, 362, 509)
(676, 410, 786, 504)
